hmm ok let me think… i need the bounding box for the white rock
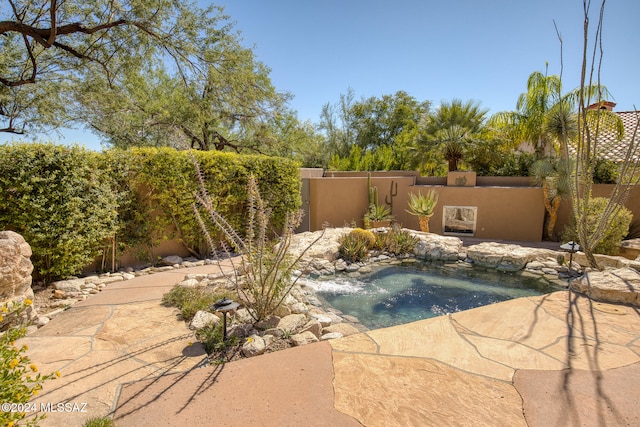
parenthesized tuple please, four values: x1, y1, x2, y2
(189, 310, 220, 330)
(320, 332, 344, 341)
(233, 308, 255, 324)
(177, 278, 201, 288)
(52, 279, 84, 293)
(242, 335, 266, 357)
(310, 314, 333, 327)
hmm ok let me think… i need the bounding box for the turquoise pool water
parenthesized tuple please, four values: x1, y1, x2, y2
(305, 264, 559, 329)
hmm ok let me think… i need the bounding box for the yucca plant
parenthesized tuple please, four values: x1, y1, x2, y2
(530, 158, 571, 240)
(406, 190, 439, 232)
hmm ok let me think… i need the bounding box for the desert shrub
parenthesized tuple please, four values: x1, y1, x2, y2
(161, 286, 233, 321)
(0, 143, 119, 281)
(349, 228, 376, 249)
(193, 166, 319, 322)
(197, 322, 239, 356)
(387, 226, 420, 254)
(592, 158, 619, 184)
(373, 225, 419, 255)
(1, 300, 59, 427)
(83, 417, 116, 427)
(338, 232, 370, 262)
(562, 197, 633, 255)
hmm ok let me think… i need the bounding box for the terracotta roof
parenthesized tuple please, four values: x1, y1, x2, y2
(569, 111, 640, 162)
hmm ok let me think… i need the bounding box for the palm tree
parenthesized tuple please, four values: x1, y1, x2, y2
(410, 99, 488, 173)
(489, 70, 562, 158)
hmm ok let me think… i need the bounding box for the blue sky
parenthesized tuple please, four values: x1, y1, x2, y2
(2, 0, 639, 151)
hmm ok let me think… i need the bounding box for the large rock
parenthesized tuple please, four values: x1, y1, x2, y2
(189, 310, 220, 330)
(287, 228, 351, 261)
(242, 335, 267, 357)
(277, 313, 308, 334)
(466, 242, 557, 271)
(0, 231, 33, 298)
(413, 233, 463, 262)
(52, 278, 84, 293)
(290, 331, 319, 346)
(0, 231, 36, 325)
(158, 255, 183, 266)
(570, 268, 640, 306)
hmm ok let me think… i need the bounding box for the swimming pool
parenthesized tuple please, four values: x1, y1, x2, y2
(304, 263, 560, 329)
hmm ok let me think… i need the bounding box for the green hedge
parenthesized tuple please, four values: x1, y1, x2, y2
(0, 143, 119, 281)
(0, 144, 301, 280)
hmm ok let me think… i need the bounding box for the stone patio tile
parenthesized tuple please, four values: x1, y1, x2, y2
(515, 364, 640, 427)
(27, 351, 160, 427)
(123, 332, 206, 373)
(31, 305, 112, 337)
(329, 332, 379, 353)
(20, 335, 92, 372)
(366, 315, 515, 381)
(450, 294, 571, 349)
(541, 336, 640, 371)
(93, 302, 183, 349)
(332, 352, 526, 427)
(464, 334, 567, 371)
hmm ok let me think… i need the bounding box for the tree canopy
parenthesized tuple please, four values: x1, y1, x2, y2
(0, 0, 302, 154)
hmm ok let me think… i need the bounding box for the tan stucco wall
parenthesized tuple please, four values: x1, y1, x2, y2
(310, 176, 546, 241)
(554, 184, 640, 237)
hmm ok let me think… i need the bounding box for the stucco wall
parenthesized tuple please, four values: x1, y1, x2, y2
(309, 176, 546, 241)
(554, 184, 640, 237)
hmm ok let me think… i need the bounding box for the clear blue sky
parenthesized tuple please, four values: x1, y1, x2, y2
(2, 0, 638, 151)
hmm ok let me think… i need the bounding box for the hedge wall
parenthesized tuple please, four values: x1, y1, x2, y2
(0, 144, 301, 281)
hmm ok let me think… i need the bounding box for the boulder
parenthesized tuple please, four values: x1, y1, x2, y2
(189, 310, 220, 330)
(0, 231, 34, 298)
(159, 255, 183, 266)
(287, 228, 351, 261)
(176, 278, 201, 288)
(52, 279, 84, 293)
(301, 319, 323, 338)
(290, 302, 309, 315)
(0, 231, 36, 324)
(309, 313, 333, 327)
(242, 335, 266, 357)
(290, 331, 319, 346)
(323, 323, 361, 337)
(413, 233, 462, 262)
(255, 315, 281, 330)
(466, 242, 557, 271)
(277, 313, 308, 334)
(570, 268, 640, 306)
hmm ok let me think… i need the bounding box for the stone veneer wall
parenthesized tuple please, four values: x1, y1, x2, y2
(0, 231, 37, 326)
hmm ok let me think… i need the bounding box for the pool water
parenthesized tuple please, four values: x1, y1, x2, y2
(304, 264, 559, 330)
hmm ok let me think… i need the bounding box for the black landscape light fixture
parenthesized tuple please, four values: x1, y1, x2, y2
(211, 298, 239, 341)
(560, 241, 581, 276)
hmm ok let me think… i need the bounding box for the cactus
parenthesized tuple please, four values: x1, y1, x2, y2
(384, 180, 398, 213)
(369, 185, 378, 206)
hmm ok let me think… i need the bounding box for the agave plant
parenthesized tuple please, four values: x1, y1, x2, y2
(365, 203, 393, 222)
(406, 190, 439, 232)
